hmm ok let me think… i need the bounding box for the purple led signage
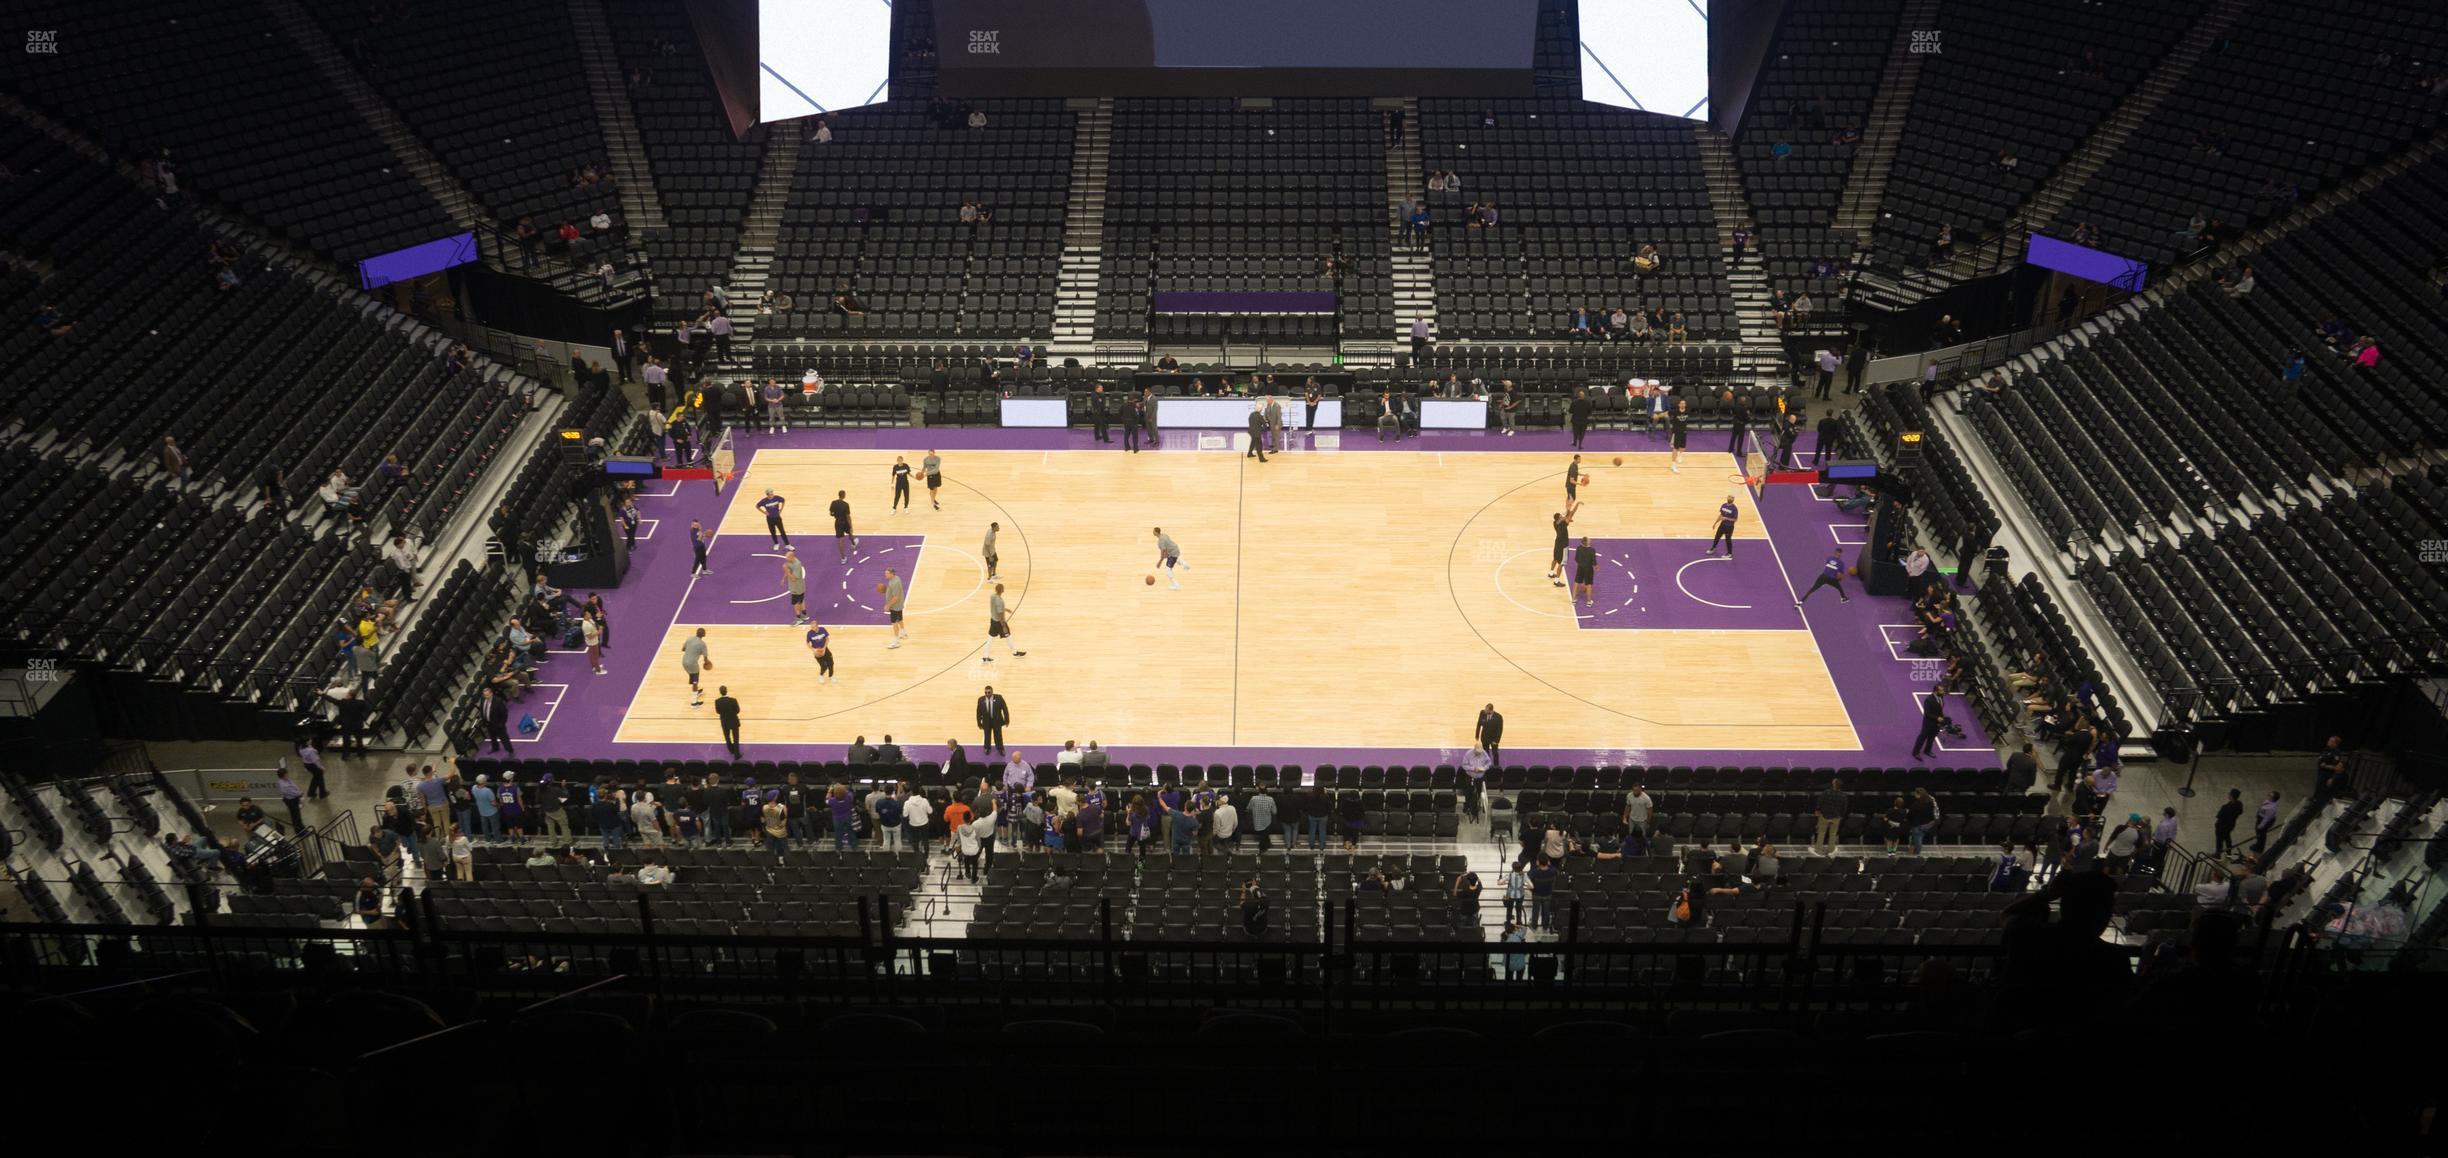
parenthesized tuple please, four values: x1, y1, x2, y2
(2026, 233, 2147, 292)
(358, 231, 478, 290)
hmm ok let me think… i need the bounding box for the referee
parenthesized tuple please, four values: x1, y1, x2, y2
(1704, 495, 1739, 558)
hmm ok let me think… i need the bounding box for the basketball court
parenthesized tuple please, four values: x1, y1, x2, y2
(522, 424, 1989, 769)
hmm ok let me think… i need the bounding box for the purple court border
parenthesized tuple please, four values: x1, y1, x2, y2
(503, 423, 1995, 771)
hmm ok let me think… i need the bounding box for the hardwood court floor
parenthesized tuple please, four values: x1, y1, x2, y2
(613, 444, 1857, 756)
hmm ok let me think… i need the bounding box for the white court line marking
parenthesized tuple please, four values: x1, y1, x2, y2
(1674, 555, 1751, 609)
(1879, 624, 1925, 661)
(1910, 690, 1987, 751)
(512, 683, 570, 743)
(1755, 472, 1863, 751)
(634, 517, 659, 539)
(909, 544, 987, 616)
(635, 483, 682, 499)
(1493, 548, 1575, 619)
(1829, 522, 1869, 546)
(725, 551, 792, 604)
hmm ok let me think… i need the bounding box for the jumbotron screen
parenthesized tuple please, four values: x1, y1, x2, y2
(1578, 0, 1712, 120)
(931, 0, 1538, 98)
(758, 0, 896, 121)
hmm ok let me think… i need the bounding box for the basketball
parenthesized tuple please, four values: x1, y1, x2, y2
(874, 582, 886, 594)
(1721, 389, 1735, 402)
(1612, 456, 1623, 466)
(1145, 574, 1156, 585)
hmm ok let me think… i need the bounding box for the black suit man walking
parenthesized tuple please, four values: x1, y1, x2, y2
(977, 686, 1010, 755)
(1475, 704, 1504, 769)
(715, 686, 743, 758)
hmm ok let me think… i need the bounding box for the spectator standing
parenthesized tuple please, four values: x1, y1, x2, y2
(1527, 856, 1558, 931)
(295, 737, 328, 800)
(905, 783, 930, 856)
(2252, 791, 2280, 852)
(1811, 778, 1846, 854)
(2213, 788, 2243, 854)
(1623, 784, 1654, 837)
(1246, 786, 1277, 853)
(1212, 793, 1241, 851)
(275, 768, 305, 832)
(473, 775, 501, 840)
(162, 436, 192, 490)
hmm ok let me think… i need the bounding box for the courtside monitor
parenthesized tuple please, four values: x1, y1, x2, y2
(1820, 461, 1880, 484)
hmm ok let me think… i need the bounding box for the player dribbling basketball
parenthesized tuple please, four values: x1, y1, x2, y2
(1153, 527, 1184, 589)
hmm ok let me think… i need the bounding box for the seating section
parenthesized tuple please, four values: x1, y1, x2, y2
(412, 848, 925, 939)
(1871, 0, 2196, 270)
(3, 0, 456, 265)
(607, 0, 768, 324)
(1, 127, 527, 527)
(1734, 0, 1901, 282)
(972, 856, 1338, 945)
(2048, 0, 2448, 267)
(313, 0, 621, 241)
(764, 100, 1072, 340)
(1961, 150, 2448, 716)
(0, 123, 539, 724)
(0, 770, 215, 926)
(1417, 99, 1731, 340)
(1097, 99, 1393, 344)
(1972, 572, 2134, 750)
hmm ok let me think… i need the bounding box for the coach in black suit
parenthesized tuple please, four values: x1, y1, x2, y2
(480, 687, 512, 754)
(1475, 704, 1504, 768)
(611, 329, 633, 383)
(977, 685, 1010, 755)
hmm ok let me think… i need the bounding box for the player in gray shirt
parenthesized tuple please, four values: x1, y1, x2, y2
(985, 582, 1025, 661)
(882, 568, 908, 647)
(982, 521, 1000, 580)
(1153, 527, 1184, 590)
(679, 627, 710, 706)
(783, 548, 808, 626)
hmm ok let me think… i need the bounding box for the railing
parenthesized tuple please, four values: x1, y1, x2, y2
(295, 810, 360, 880)
(1, 911, 2361, 1022)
